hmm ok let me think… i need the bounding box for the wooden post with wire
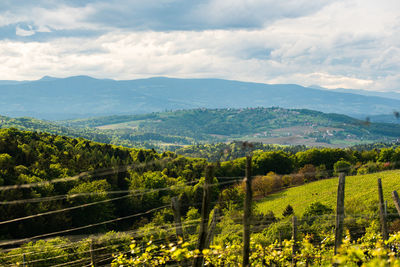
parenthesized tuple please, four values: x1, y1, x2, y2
(378, 178, 388, 240)
(334, 173, 345, 255)
(90, 238, 97, 267)
(171, 196, 184, 240)
(292, 215, 298, 266)
(392, 190, 400, 216)
(192, 164, 214, 267)
(205, 208, 219, 248)
(242, 155, 253, 267)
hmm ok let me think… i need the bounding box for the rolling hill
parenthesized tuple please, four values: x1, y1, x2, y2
(1, 76, 400, 119)
(3, 107, 400, 149)
(63, 107, 400, 147)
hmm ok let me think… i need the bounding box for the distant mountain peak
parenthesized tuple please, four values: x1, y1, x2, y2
(39, 76, 59, 81)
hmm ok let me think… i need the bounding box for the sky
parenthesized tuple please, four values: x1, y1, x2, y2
(0, 0, 399, 91)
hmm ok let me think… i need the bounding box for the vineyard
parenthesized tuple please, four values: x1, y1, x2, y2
(2, 167, 400, 266)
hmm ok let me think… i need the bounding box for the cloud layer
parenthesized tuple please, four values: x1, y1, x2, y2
(0, 0, 399, 91)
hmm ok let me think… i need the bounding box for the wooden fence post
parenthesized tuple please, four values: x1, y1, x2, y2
(392, 190, 400, 216)
(292, 216, 298, 266)
(242, 155, 253, 267)
(334, 173, 345, 255)
(192, 165, 214, 267)
(205, 208, 219, 248)
(378, 178, 388, 240)
(90, 238, 97, 267)
(385, 200, 388, 217)
(171, 196, 184, 240)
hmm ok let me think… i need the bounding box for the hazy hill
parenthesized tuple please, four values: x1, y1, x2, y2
(331, 88, 400, 100)
(1, 76, 400, 119)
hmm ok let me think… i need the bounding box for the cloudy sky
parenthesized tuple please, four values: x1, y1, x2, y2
(0, 0, 399, 91)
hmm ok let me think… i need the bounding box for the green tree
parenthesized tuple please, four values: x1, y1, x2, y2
(67, 180, 114, 231)
(282, 205, 294, 217)
(333, 159, 352, 175)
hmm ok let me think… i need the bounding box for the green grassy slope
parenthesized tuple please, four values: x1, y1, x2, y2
(257, 169, 400, 216)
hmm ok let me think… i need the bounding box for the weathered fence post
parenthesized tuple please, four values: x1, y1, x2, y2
(378, 178, 388, 240)
(205, 208, 219, 248)
(243, 155, 253, 267)
(385, 200, 388, 217)
(192, 165, 214, 267)
(90, 238, 97, 267)
(292, 215, 298, 266)
(171, 196, 184, 240)
(23, 254, 26, 267)
(392, 190, 400, 216)
(334, 173, 345, 255)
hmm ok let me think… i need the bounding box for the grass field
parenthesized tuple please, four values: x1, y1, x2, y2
(257, 169, 400, 217)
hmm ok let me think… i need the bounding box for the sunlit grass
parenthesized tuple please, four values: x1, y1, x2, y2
(257, 169, 400, 216)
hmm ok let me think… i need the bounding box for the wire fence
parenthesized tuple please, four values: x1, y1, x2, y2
(2, 159, 400, 265)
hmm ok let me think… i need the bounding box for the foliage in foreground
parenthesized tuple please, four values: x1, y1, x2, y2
(112, 224, 400, 266)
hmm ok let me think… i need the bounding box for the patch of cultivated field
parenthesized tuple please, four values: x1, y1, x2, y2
(258, 169, 400, 216)
(96, 121, 142, 130)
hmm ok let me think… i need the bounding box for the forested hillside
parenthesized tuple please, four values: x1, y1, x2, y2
(0, 115, 193, 151)
(3, 107, 400, 151)
(0, 128, 208, 240)
(64, 107, 400, 147)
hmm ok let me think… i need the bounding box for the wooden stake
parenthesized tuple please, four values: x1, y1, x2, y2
(192, 165, 214, 267)
(205, 208, 219, 248)
(392, 190, 400, 216)
(242, 155, 253, 267)
(292, 216, 298, 266)
(171, 196, 184, 240)
(334, 173, 345, 255)
(385, 200, 388, 217)
(90, 238, 97, 267)
(378, 178, 388, 240)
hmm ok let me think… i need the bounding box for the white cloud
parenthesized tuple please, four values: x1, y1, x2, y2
(0, 0, 399, 91)
(15, 25, 35, 36)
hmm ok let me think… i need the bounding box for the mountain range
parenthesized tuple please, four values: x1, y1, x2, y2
(1, 76, 400, 120)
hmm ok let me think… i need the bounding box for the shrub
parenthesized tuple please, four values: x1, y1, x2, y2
(303, 202, 333, 225)
(315, 164, 329, 179)
(251, 172, 282, 198)
(297, 164, 316, 182)
(282, 205, 294, 217)
(333, 159, 352, 175)
(281, 175, 292, 187)
(357, 161, 380, 175)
